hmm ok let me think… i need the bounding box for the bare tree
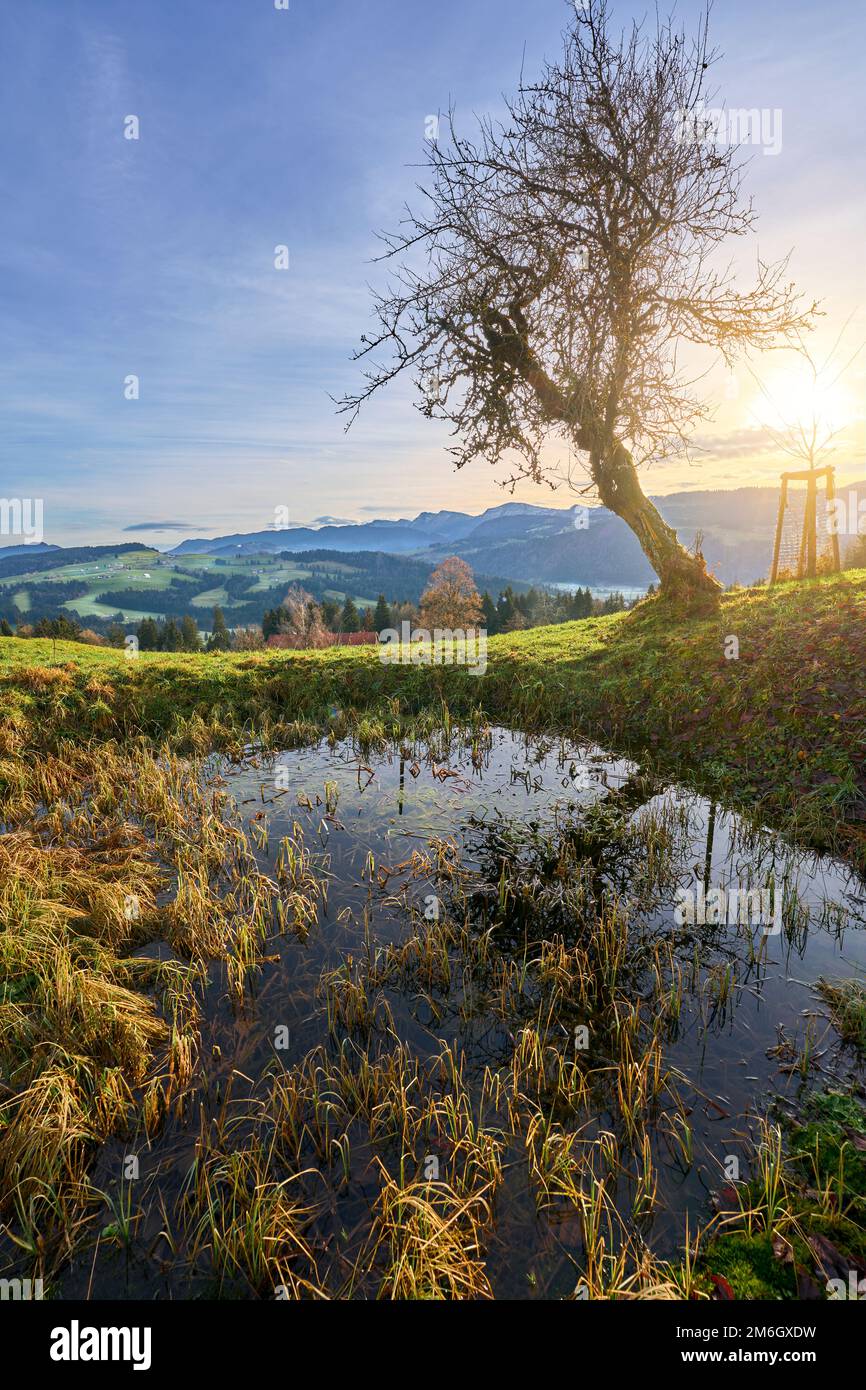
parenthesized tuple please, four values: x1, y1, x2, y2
(340, 0, 816, 599)
(277, 586, 330, 647)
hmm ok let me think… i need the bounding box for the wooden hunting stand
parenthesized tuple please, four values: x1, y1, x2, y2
(770, 464, 841, 583)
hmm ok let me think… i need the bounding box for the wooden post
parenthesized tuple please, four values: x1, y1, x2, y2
(797, 494, 809, 578)
(770, 475, 788, 584)
(771, 466, 836, 584)
(826, 465, 841, 574)
(806, 471, 817, 578)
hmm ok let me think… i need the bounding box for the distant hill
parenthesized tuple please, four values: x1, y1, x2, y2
(167, 485, 866, 588)
(0, 543, 528, 633)
(0, 542, 60, 560)
(0, 542, 151, 583)
(172, 519, 434, 557)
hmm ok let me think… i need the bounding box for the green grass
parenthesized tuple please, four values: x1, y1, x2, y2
(322, 588, 377, 607)
(790, 1090, 866, 1210)
(2, 568, 865, 866)
(247, 564, 310, 592)
(73, 566, 175, 592)
(190, 585, 229, 608)
(696, 1090, 866, 1299)
(702, 1232, 797, 1300)
(62, 597, 164, 621)
(816, 980, 866, 1051)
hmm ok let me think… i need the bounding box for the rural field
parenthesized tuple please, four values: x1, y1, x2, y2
(2, 571, 865, 1305)
(0, 548, 382, 628)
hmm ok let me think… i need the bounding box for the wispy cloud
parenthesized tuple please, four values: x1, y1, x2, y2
(123, 521, 214, 533)
(689, 428, 780, 460)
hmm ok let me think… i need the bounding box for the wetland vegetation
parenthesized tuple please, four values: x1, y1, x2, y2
(1, 573, 864, 1300)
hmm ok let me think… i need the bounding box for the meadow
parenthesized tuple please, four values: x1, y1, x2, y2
(1, 572, 864, 1300)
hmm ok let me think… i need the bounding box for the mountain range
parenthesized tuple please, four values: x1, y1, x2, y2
(169, 482, 865, 588)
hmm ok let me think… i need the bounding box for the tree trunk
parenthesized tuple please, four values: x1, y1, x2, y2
(592, 441, 721, 600)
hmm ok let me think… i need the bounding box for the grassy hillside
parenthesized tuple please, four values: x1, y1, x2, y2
(3, 568, 865, 865)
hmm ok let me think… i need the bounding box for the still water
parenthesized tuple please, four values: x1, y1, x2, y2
(55, 727, 866, 1297)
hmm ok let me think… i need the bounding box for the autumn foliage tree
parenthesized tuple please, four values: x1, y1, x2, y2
(342, 0, 816, 600)
(419, 556, 484, 630)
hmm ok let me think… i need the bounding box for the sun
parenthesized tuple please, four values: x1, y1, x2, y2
(754, 364, 856, 438)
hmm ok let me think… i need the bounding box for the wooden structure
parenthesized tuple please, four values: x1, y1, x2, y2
(770, 464, 841, 583)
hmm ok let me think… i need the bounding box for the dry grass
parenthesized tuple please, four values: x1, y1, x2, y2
(4, 719, 844, 1300)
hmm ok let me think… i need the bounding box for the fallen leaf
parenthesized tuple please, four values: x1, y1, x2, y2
(710, 1274, 735, 1300)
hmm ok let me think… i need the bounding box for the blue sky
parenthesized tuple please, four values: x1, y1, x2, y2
(1, 0, 864, 546)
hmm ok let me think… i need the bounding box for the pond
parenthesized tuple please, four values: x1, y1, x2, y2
(51, 726, 866, 1299)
